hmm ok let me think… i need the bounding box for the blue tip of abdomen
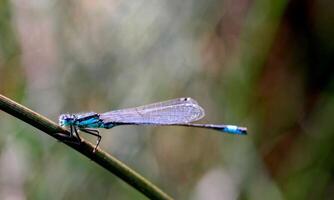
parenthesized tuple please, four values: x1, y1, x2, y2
(222, 125, 247, 135)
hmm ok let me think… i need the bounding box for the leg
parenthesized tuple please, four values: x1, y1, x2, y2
(73, 126, 82, 142)
(80, 128, 102, 152)
(57, 125, 81, 145)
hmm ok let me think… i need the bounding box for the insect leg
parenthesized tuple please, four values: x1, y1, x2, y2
(72, 125, 82, 143)
(80, 128, 101, 152)
(57, 125, 81, 145)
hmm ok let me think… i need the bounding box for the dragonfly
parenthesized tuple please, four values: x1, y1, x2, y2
(59, 97, 247, 151)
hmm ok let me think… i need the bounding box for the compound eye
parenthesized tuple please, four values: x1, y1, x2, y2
(59, 114, 71, 126)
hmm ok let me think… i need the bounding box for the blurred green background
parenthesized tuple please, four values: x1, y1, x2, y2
(1, 0, 334, 199)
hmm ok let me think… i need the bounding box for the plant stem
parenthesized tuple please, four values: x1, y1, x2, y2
(0, 94, 173, 200)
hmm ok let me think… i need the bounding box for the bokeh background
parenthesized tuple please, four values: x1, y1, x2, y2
(0, 0, 334, 199)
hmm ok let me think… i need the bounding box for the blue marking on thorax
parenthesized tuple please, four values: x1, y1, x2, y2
(101, 123, 116, 129)
(75, 117, 104, 128)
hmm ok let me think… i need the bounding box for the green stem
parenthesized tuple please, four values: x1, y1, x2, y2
(0, 94, 173, 200)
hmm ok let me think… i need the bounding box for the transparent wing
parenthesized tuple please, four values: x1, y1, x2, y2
(100, 97, 205, 125)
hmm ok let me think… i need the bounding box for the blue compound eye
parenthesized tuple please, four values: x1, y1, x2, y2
(59, 114, 74, 127)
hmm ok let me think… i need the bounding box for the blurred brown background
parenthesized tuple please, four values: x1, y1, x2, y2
(0, 0, 334, 199)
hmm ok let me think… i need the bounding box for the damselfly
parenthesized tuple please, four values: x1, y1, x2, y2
(59, 97, 247, 151)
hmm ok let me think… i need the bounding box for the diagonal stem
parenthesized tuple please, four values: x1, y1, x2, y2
(0, 94, 173, 200)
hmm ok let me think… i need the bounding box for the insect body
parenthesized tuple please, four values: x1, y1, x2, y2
(59, 97, 247, 151)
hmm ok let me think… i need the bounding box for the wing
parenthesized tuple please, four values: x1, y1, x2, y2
(100, 97, 205, 125)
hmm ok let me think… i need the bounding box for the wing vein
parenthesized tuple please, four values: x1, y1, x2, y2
(100, 97, 205, 124)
